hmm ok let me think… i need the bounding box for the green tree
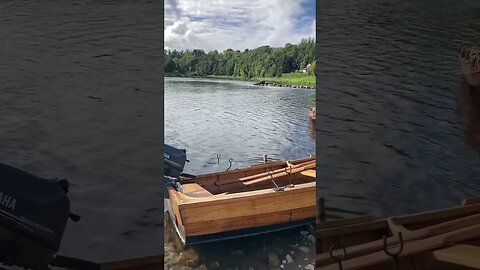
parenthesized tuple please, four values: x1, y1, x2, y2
(164, 39, 315, 78)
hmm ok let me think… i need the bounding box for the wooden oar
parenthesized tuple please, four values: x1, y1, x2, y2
(320, 223, 480, 270)
(216, 164, 289, 186)
(287, 159, 316, 169)
(216, 159, 316, 186)
(317, 213, 480, 266)
(224, 161, 315, 186)
(243, 162, 316, 186)
(248, 156, 315, 169)
(386, 217, 410, 236)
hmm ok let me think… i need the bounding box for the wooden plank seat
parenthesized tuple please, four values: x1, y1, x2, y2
(181, 183, 213, 197)
(301, 169, 316, 178)
(433, 244, 480, 269)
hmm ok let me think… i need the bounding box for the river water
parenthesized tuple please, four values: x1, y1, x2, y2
(165, 78, 315, 172)
(164, 77, 316, 269)
(316, 0, 480, 219)
(0, 1, 162, 263)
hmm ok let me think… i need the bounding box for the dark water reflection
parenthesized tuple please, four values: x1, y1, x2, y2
(0, 1, 162, 262)
(317, 0, 480, 219)
(459, 83, 480, 152)
(164, 77, 315, 269)
(309, 119, 316, 142)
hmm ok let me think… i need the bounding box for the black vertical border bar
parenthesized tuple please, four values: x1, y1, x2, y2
(157, 0, 165, 264)
(314, 0, 320, 260)
(160, 0, 165, 252)
(315, 0, 320, 208)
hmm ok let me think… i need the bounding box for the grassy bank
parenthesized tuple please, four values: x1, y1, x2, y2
(207, 73, 315, 87)
(256, 73, 315, 87)
(206, 75, 250, 81)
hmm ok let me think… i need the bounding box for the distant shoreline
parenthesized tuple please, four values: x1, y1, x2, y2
(165, 74, 316, 89)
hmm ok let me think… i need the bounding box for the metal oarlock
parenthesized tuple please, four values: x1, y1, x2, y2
(267, 167, 284, 191)
(225, 158, 233, 171)
(383, 232, 404, 270)
(216, 154, 221, 165)
(329, 243, 347, 270)
(284, 164, 294, 187)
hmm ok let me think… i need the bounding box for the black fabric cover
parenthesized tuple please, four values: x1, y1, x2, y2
(0, 163, 71, 269)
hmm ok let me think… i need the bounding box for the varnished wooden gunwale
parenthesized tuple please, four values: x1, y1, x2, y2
(167, 156, 316, 241)
(179, 156, 315, 194)
(316, 198, 480, 270)
(182, 155, 315, 181)
(170, 182, 315, 237)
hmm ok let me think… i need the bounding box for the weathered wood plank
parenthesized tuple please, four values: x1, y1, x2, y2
(320, 224, 480, 270)
(433, 244, 480, 268)
(180, 186, 315, 223)
(301, 169, 316, 178)
(184, 206, 315, 236)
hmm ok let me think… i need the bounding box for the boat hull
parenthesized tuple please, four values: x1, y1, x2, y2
(168, 182, 316, 245)
(178, 215, 314, 245)
(166, 157, 316, 244)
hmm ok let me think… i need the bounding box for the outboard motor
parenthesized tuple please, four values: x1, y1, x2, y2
(164, 144, 190, 198)
(164, 144, 187, 179)
(0, 164, 79, 270)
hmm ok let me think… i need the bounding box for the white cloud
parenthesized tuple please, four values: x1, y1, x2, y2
(164, 0, 315, 51)
(170, 20, 188, 35)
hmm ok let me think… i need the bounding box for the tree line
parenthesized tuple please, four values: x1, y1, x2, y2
(164, 38, 316, 78)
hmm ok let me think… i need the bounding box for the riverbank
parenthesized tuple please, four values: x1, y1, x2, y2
(164, 214, 316, 270)
(210, 73, 315, 88)
(165, 73, 316, 89)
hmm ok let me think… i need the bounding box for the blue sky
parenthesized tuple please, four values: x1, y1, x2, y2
(164, 0, 315, 51)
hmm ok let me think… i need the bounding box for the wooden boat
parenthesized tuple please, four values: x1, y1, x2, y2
(310, 106, 316, 120)
(460, 46, 480, 86)
(316, 197, 480, 270)
(166, 156, 316, 245)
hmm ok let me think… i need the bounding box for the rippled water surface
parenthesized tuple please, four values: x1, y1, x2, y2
(317, 0, 480, 218)
(165, 77, 315, 173)
(164, 77, 316, 269)
(0, 1, 162, 262)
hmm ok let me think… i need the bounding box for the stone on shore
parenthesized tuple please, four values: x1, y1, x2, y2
(268, 253, 281, 268)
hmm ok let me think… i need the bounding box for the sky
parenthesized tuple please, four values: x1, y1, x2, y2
(164, 0, 315, 52)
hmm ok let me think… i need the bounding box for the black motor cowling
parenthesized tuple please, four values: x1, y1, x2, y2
(163, 144, 189, 199)
(0, 163, 75, 270)
(164, 144, 187, 179)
